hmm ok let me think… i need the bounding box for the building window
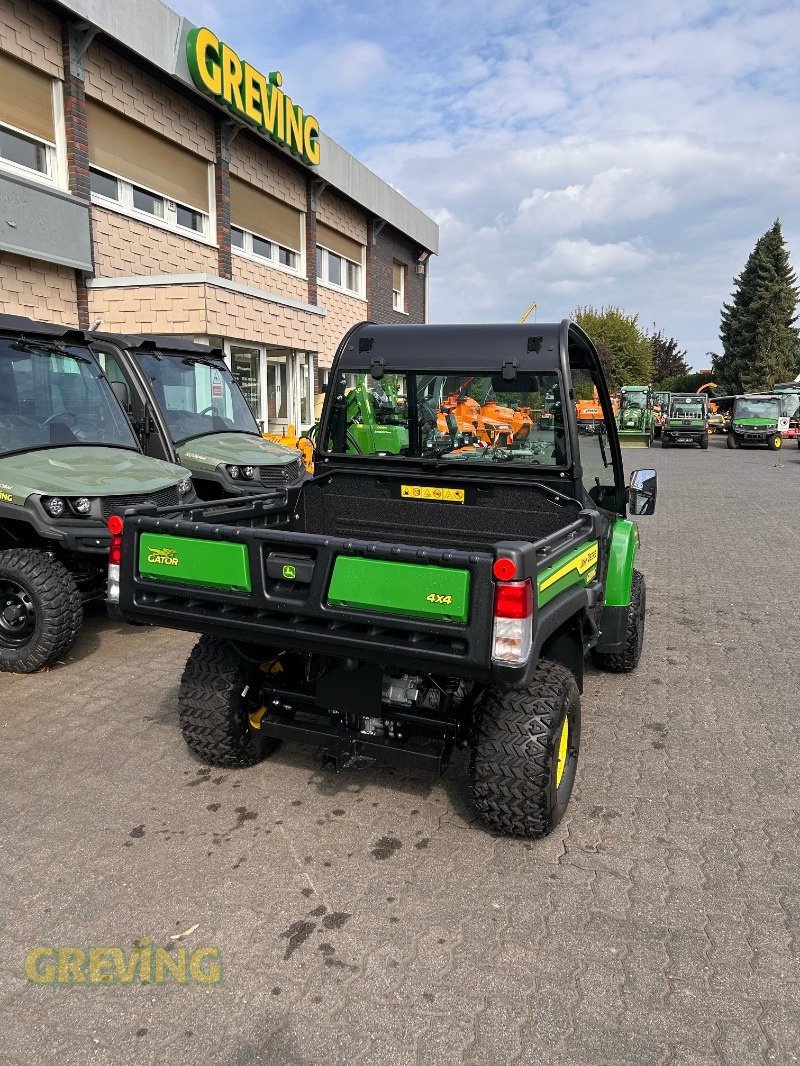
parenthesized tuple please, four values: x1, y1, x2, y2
(230, 176, 304, 277)
(316, 245, 362, 295)
(0, 124, 50, 177)
(233, 226, 300, 272)
(392, 261, 406, 312)
(90, 166, 209, 239)
(230, 226, 245, 249)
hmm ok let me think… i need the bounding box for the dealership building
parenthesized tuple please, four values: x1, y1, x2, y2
(0, 0, 438, 432)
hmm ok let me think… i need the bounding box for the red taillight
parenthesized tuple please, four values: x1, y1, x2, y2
(493, 556, 517, 581)
(107, 515, 123, 565)
(494, 579, 533, 619)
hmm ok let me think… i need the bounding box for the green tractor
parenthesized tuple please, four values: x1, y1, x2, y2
(335, 374, 409, 454)
(0, 315, 193, 673)
(616, 385, 654, 447)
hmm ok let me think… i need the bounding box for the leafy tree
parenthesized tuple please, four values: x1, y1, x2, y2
(658, 371, 717, 394)
(650, 328, 690, 384)
(717, 220, 799, 392)
(573, 306, 653, 389)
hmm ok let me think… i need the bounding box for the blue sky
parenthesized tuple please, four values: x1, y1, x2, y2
(171, 0, 800, 368)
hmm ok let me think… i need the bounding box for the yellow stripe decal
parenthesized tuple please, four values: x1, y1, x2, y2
(539, 542, 599, 592)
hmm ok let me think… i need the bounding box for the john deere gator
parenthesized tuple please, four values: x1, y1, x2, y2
(727, 395, 785, 450)
(109, 322, 657, 838)
(616, 385, 654, 447)
(661, 393, 709, 449)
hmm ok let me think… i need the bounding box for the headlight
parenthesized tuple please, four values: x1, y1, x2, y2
(44, 497, 65, 517)
(73, 497, 92, 515)
(227, 465, 240, 479)
(177, 477, 191, 495)
(242, 466, 255, 480)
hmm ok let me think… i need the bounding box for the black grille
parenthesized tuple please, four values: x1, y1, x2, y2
(260, 457, 303, 487)
(102, 486, 181, 520)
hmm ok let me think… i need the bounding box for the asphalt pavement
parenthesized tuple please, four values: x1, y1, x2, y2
(1, 435, 798, 1064)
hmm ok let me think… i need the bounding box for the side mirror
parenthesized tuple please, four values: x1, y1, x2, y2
(109, 379, 130, 411)
(628, 469, 657, 515)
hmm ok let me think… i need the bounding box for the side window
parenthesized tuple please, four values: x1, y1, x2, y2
(570, 363, 618, 508)
(96, 351, 131, 411)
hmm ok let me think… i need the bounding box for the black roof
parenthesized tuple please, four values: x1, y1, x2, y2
(0, 314, 89, 343)
(336, 322, 578, 373)
(91, 332, 224, 359)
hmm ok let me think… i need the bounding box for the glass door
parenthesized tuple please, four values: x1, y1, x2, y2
(229, 346, 262, 423)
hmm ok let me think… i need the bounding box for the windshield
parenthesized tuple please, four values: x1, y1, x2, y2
(734, 397, 780, 420)
(622, 394, 647, 410)
(136, 352, 259, 444)
(670, 399, 705, 418)
(0, 338, 138, 457)
(323, 370, 568, 467)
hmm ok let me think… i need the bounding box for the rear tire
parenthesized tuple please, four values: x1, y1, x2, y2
(593, 570, 645, 674)
(661, 437, 670, 448)
(768, 434, 782, 451)
(471, 660, 581, 838)
(700, 433, 709, 449)
(0, 549, 82, 673)
(179, 635, 281, 766)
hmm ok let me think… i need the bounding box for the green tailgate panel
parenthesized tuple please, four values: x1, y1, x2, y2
(327, 556, 470, 623)
(138, 533, 251, 592)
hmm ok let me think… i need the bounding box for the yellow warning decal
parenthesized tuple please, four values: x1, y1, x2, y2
(401, 485, 465, 503)
(539, 542, 599, 592)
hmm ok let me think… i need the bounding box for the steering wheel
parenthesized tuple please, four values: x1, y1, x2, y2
(44, 410, 75, 427)
(197, 406, 215, 417)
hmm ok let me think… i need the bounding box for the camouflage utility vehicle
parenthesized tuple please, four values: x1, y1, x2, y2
(0, 316, 192, 673)
(90, 335, 305, 499)
(110, 322, 657, 837)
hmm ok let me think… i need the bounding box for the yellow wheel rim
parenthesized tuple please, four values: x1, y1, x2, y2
(555, 716, 569, 788)
(775, 437, 782, 449)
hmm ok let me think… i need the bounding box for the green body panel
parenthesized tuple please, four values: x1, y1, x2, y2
(732, 418, 777, 429)
(537, 539, 599, 608)
(604, 519, 639, 607)
(177, 432, 300, 474)
(0, 446, 188, 505)
(327, 556, 470, 622)
(668, 419, 704, 428)
(347, 424, 409, 455)
(138, 532, 251, 591)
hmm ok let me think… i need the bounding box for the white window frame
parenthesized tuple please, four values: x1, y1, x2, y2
(230, 223, 305, 280)
(392, 261, 407, 314)
(316, 243, 365, 298)
(88, 163, 217, 248)
(0, 118, 57, 188)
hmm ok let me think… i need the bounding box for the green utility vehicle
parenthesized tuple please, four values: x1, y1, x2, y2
(661, 393, 709, 449)
(616, 385, 654, 447)
(110, 322, 657, 838)
(727, 394, 785, 450)
(90, 335, 306, 499)
(0, 315, 193, 673)
(772, 383, 800, 447)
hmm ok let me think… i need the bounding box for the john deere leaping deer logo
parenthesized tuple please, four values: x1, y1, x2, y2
(147, 546, 180, 567)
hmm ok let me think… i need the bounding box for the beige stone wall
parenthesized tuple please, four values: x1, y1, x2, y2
(317, 286, 368, 367)
(84, 40, 214, 160)
(0, 252, 77, 323)
(316, 188, 368, 245)
(231, 253, 308, 304)
(229, 133, 306, 212)
(0, 0, 62, 79)
(91, 207, 217, 278)
(87, 280, 325, 353)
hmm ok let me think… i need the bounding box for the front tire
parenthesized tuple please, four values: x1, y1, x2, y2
(471, 660, 581, 838)
(593, 570, 646, 674)
(179, 635, 281, 766)
(768, 434, 782, 451)
(727, 432, 738, 449)
(0, 549, 82, 673)
(700, 433, 709, 449)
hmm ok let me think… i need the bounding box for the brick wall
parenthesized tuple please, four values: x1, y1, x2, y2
(229, 132, 306, 212)
(87, 280, 325, 352)
(84, 40, 214, 160)
(91, 207, 216, 278)
(0, 0, 62, 77)
(316, 188, 368, 244)
(369, 225, 426, 324)
(0, 251, 77, 322)
(317, 286, 368, 369)
(231, 254, 309, 304)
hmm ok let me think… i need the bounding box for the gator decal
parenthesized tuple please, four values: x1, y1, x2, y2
(537, 541, 599, 608)
(138, 533, 251, 591)
(604, 519, 639, 607)
(327, 556, 470, 622)
(400, 485, 465, 503)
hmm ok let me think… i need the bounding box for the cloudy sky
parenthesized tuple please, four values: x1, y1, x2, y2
(172, 0, 799, 368)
